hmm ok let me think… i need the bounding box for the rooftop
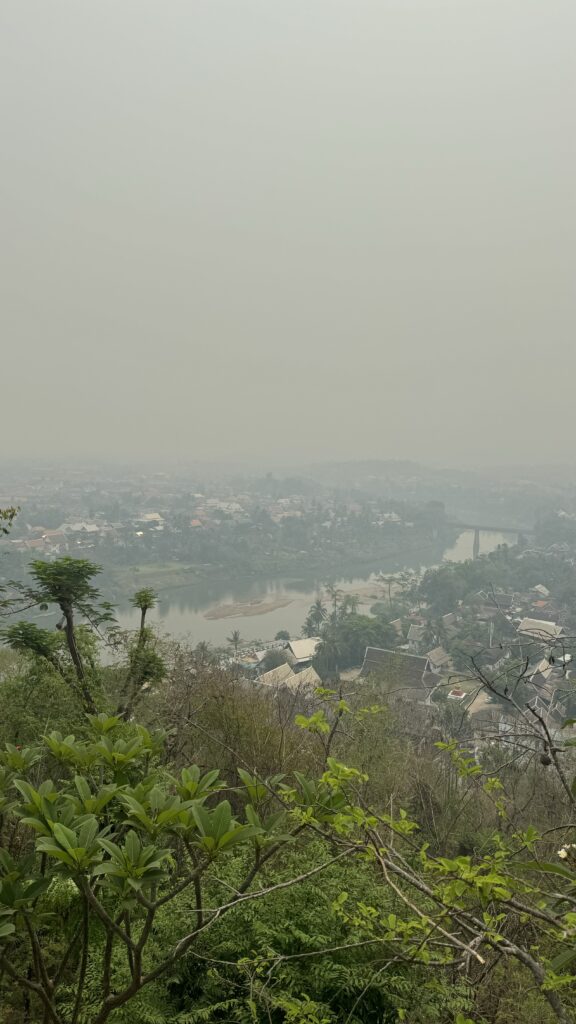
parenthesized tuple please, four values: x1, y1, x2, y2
(286, 637, 321, 664)
(517, 618, 564, 642)
(258, 663, 295, 687)
(426, 646, 451, 667)
(360, 647, 437, 693)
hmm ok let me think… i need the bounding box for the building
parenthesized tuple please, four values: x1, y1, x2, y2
(135, 512, 165, 530)
(284, 637, 321, 668)
(407, 623, 425, 653)
(258, 662, 321, 691)
(59, 521, 101, 535)
(425, 646, 452, 674)
(258, 662, 296, 688)
(516, 618, 565, 643)
(359, 647, 440, 699)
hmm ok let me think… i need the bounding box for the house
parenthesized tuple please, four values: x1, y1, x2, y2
(258, 662, 321, 692)
(532, 584, 551, 598)
(446, 638, 510, 674)
(258, 662, 296, 688)
(472, 591, 515, 613)
(442, 612, 458, 628)
(284, 637, 321, 668)
(359, 648, 439, 698)
(407, 623, 425, 652)
(444, 623, 460, 642)
(135, 513, 164, 530)
(525, 682, 568, 730)
(448, 687, 466, 700)
(528, 657, 555, 687)
(480, 646, 511, 672)
(59, 522, 100, 535)
(468, 705, 511, 748)
(389, 618, 404, 637)
(516, 618, 565, 643)
(295, 665, 322, 688)
(425, 646, 452, 674)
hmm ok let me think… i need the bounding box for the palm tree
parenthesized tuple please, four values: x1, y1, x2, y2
(131, 588, 158, 634)
(194, 640, 212, 665)
(308, 597, 327, 632)
(315, 626, 343, 680)
(341, 594, 359, 616)
(226, 629, 242, 658)
(302, 615, 317, 639)
(324, 583, 343, 618)
(376, 573, 397, 608)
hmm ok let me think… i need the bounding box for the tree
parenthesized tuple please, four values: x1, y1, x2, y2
(301, 614, 317, 638)
(0, 506, 18, 536)
(26, 558, 108, 712)
(113, 591, 163, 719)
(226, 629, 242, 658)
(194, 640, 213, 665)
(324, 583, 343, 619)
(1, 621, 62, 669)
(340, 593, 359, 616)
(274, 630, 290, 642)
(313, 613, 397, 678)
(307, 597, 327, 631)
(0, 715, 359, 1024)
(130, 588, 157, 634)
(377, 572, 397, 608)
(260, 648, 289, 672)
(3, 559, 114, 715)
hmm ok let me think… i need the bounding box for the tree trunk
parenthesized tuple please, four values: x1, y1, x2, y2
(63, 605, 96, 714)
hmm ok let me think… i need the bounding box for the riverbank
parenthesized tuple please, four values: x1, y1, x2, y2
(98, 527, 514, 646)
(101, 539, 454, 604)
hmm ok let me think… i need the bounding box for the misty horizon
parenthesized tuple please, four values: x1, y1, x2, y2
(2, 1, 574, 465)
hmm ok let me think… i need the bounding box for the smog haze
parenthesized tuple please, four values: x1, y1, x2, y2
(1, 1, 574, 466)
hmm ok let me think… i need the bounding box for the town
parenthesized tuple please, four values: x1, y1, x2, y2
(3, 460, 576, 764)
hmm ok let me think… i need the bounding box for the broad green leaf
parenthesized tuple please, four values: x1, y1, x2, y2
(125, 831, 141, 864)
(211, 801, 232, 839)
(551, 947, 576, 972)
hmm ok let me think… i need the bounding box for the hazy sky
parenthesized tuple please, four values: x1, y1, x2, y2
(1, 1, 574, 466)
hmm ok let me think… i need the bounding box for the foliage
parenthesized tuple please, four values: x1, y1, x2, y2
(131, 589, 158, 632)
(312, 613, 397, 678)
(0, 507, 18, 536)
(0, 717, 356, 1024)
(226, 629, 243, 656)
(0, 558, 576, 1023)
(261, 648, 290, 672)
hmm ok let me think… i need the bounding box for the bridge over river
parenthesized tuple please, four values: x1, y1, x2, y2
(446, 522, 532, 559)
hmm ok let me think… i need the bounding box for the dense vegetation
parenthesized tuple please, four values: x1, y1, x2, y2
(0, 548, 576, 1023)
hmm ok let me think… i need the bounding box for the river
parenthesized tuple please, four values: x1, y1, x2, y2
(112, 529, 515, 646)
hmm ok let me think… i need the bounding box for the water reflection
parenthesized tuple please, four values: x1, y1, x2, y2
(113, 529, 513, 643)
